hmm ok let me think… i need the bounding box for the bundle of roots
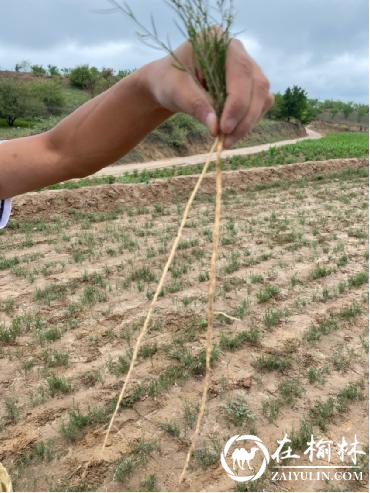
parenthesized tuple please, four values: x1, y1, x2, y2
(102, 0, 234, 485)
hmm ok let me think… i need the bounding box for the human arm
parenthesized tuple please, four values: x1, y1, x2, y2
(0, 38, 273, 199)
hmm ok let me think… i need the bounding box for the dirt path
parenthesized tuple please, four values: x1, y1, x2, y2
(94, 127, 322, 177)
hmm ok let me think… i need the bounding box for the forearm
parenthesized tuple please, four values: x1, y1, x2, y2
(0, 65, 171, 198)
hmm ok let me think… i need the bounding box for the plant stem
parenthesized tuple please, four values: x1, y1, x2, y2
(102, 138, 219, 451)
(179, 135, 223, 484)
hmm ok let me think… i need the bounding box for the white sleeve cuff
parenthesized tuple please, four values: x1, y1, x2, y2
(0, 199, 11, 229)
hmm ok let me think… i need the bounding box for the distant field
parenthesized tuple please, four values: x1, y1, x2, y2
(44, 131, 369, 190)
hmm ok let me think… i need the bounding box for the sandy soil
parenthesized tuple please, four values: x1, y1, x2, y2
(0, 157, 368, 492)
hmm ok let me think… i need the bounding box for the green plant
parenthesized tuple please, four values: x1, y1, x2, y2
(4, 397, 20, 423)
(262, 397, 282, 423)
(223, 397, 256, 426)
(309, 397, 336, 431)
(160, 421, 180, 438)
(219, 328, 260, 351)
(117, 0, 234, 119)
(263, 308, 284, 329)
(0, 80, 45, 126)
(255, 354, 292, 372)
(183, 400, 199, 429)
(192, 445, 220, 469)
(232, 299, 249, 319)
(348, 271, 368, 287)
(337, 383, 364, 412)
(339, 302, 362, 320)
(114, 457, 135, 482)
(42, 349, 69, 368)
(278, 85, 313, 124)
(310, 264, 332, 280)
(139, 343, 158, 358)
(60, 406, 109, 442)
(250, 273, 263, 284)
(290, 419, 313, 450)
(129, 439, 159, 465)
(47, 374, 73, 397)
(304, 316, 339, 342)
(107, 354, 130, 376)
(256, 284, 280, 303)
(140, 474, 158, 492)
(278, 378, 304, 403)
(69, 65, 100, 95)
(307, 366, 329, 385)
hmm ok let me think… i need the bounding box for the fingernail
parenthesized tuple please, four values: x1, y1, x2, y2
(224, 136, 235, 149)
(205, 112, 217, 135)
(223, 118, 238, 135)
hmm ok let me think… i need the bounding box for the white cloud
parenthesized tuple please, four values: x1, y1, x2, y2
(260, 48, 369, 102)
(0, 0, 367, 102)
(239, 35, 262, 58)
(0, 40, 153, 71)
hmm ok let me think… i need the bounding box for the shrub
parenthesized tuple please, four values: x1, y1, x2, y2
(29, 80, 65, 115)
(0, 80, 45, 126)
(31, 64, 47, 77)
(69, 65, 100, 95)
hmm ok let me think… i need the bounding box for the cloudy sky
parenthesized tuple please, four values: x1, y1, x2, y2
(0, 0, 368, 102)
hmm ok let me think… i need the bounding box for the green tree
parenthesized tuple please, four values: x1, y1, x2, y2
(31, 64, 47, 77)
(47, 65, 61, 77)
(69, 65, 100, 96)
(0, 81, 45, 126)
(342, 102, 354, 119)
(118, 68, 135, 78)
(265, 92, 283, 120)
(14, 60, 30, 73)
(29, 80, 65, 115)
(280, 85, 313, 124)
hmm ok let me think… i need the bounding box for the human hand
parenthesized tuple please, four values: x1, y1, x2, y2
(142, 37, 274, 149)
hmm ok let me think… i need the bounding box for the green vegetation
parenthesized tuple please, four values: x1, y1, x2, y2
(60, 406, 110, 442)
(121, 0, 233, 119)
(160, 421, 180, 438)
(256, 284, 280, 303)
(219, 328, 260, 351)
(309, 382, 364, 431)
(223, 397, 256, 426)
(269, 86, 314, 124)
(0, 79, 64, 126)
(114, 440, 159, 483)
(46, 374, 73, 396)
(3, 397, 20, 423)
(269, 93, 369, 125)
(41, 131, 369, 190)
(290, 419, 314, 451)
(255, 354, 293, 372)
(304, 316, 339, 342)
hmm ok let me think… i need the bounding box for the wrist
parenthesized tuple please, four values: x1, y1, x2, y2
(135, 60, 174, 119)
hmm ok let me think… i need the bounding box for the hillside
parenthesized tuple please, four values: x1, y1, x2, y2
(0, 70, 307, 162)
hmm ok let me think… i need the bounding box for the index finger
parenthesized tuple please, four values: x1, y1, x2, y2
(220, 39, 255, 136)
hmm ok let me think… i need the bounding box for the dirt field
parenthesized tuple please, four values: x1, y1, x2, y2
(0, 158, 368, 492)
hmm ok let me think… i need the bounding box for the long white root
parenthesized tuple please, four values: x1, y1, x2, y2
(179, 136, 223, 484)
(102, 138, 219, 451)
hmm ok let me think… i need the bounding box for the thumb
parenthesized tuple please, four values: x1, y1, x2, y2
(172, 75, 218, 136)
